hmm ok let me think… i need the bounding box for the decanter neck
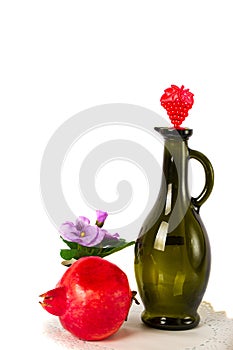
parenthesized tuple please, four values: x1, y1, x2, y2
(161, 135, 191, 206)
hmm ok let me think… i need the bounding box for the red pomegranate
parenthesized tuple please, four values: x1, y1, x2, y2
(39, 256, 132, 340)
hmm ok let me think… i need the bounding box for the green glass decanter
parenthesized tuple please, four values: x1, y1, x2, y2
(134, 85, 214, 330)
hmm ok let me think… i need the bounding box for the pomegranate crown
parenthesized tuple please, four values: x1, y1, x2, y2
(160, 84, 194, 129)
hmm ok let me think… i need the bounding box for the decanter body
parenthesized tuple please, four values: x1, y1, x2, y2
(134, 127, 214, 330)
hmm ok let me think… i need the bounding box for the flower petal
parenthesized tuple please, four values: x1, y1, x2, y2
(110, 232, 120, 239)
(59, 222, 80, 242)
(100, 229, 120, 240)
(77, 216, 90, 225)
(78, 225, 106, 247)
(99, 229, 120, 246)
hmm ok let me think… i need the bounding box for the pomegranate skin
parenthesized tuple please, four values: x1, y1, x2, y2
(41, 256, 132, 341)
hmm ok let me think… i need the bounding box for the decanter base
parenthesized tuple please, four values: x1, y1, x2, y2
(141, 311, 200, 330)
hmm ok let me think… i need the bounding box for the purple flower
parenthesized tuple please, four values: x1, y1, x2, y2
(60, 216, 105, 247)
(100, 229, 120, 243)
(59, 213, 120, 248)
(96, 210, 108, 227)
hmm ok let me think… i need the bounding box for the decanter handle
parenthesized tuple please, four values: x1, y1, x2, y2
(189, 149, 214, 211)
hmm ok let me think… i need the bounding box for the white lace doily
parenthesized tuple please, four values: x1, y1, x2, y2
(42, 301, 233, 350)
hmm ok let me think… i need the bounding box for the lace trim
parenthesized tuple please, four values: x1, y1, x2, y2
(43, 301, 233, 350)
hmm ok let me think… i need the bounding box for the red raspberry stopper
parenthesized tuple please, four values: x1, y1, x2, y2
(160, 85, 194, 129)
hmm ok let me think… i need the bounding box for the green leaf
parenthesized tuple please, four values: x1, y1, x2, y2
(60, 237, 78, 249)
(60, 249, 78, 260)
(99, 241, 135, 258)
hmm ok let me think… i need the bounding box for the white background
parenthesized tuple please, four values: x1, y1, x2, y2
(1, 1, 233, 348)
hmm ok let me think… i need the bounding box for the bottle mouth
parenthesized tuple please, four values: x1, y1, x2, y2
(154, 127, 193, 140)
